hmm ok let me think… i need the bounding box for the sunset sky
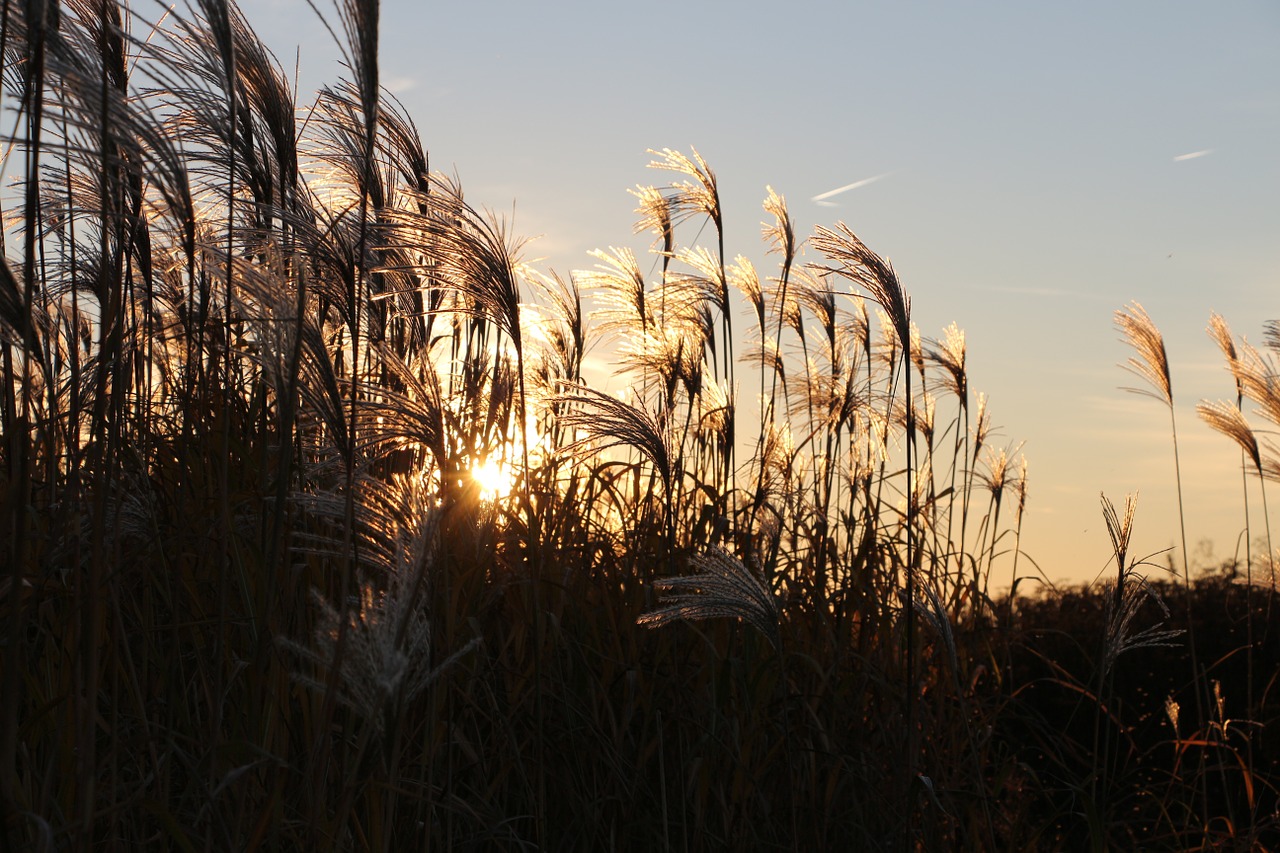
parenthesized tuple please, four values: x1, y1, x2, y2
(257, 0, 1279, 587)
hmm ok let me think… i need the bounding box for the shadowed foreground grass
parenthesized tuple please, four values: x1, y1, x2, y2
(1, 2, 1277, 850)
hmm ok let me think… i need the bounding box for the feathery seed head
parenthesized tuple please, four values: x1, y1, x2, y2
(1101, 491, 1137, 574)
(580, 246, 650, 337)
(761, 185, 795, 262)
(553, 384, 674, 495)
(638, 546, 781, 650)
(674, 245, 730, 316)
(872, 307, 902, 373)
(913, 578, 958, 674)
(1165, 696, 1181, 736)
(696, 374, 734, 448)
(730, 255, 765, 329)
(1116, 301, 1172, 406)
(972, 392, 991, 459)
(1235, 342, 1280, 429)
(279, 498, 479, 732)
(979, 445, 1016, 498)
(1197, 399, 1261, 472)
(909, 323, 925, 377)
(630, 184, 675, 255)
(645, 146, 722, 232)
(810, 222, 910, 351)
(1266, 320, 1280, 355)
(915, 393, 937, 445)
(1207, 313, 1242, 397)
(1103, 570, 1181, 673)
(525, 270, 586, 393)
(929, 322, 968, 403)
(1098, 493, 1182, 671)
(1014, 456, 1029, 517)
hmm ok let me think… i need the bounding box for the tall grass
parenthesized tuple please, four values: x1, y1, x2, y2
(0, 2, 1275, 850)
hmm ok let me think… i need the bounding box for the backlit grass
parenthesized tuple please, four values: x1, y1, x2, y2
(0, 3, 1276, 850)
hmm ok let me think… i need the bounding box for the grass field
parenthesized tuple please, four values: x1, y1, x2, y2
(1, 2, 1277, 849)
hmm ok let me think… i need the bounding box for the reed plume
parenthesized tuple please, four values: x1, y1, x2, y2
(811, 222, 910, 350)
(1196, 395, 1272, 770)
(638, 546, 781, 651)
(1114, 301, 1204, 748)
(1098, 494, 1181, 672)
(1208, 312, 1243, 401)
(1197, 400, 1261, 473)
(645, 147, 722, 235)
(579, 246, 650, 340)
(811, 220, 920, 840)
(553, 383, 674, 503)
(1116, 301, 1171, 405)
(281, 495, 481, 734)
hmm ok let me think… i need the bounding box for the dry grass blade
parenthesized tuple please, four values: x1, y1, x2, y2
(638, 546, 781, 650)
(1115, 301, 1172, 405)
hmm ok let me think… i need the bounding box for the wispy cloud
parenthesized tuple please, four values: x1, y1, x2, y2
(1172, 149, 1213, 162)
(811, 173, 891, 206)
(384, 75, 418, 94)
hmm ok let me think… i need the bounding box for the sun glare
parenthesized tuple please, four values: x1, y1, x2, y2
(471, 456, 514, 501)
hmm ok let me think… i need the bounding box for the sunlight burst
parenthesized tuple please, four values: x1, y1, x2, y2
(471, 456, 514, 500)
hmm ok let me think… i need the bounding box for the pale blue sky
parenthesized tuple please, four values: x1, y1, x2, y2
(257, 0, 1279, 586)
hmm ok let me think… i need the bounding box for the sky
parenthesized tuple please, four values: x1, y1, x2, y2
(253, 0, 1280, 587)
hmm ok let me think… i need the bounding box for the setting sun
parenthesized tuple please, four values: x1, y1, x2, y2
(471, 456, 514, 500)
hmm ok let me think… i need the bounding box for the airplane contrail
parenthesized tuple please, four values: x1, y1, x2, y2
(1173, 149, 1213, 162)
(811, 173, 891, 205)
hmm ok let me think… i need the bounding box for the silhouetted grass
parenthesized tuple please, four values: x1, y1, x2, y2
(0, 2, 1276, 850)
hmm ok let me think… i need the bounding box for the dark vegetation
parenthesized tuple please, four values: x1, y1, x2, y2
(1, 2, 1277, 849)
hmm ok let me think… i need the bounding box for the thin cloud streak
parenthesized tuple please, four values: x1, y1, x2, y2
(811, 173, 891, 205)
(1173, 149, 1213, 162)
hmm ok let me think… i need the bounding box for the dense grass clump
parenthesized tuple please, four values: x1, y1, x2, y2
(1, 2, 1277, 850)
